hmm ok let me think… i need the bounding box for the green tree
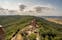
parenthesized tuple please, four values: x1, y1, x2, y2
(28, 33, 36, 40)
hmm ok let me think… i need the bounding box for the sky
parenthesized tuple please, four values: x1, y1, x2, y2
(0, 0, 62, 16)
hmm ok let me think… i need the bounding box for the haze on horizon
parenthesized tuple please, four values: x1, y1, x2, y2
(0, 0, 62, 16)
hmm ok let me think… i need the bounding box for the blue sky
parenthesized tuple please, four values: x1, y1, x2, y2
(0, 0, 62, 16)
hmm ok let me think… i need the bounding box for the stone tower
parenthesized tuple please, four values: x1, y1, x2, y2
(0, 25, 5, 40)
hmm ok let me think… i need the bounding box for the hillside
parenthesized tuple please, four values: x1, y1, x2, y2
(0, 15, 62, 40)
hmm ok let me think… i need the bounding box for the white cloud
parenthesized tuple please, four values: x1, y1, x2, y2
(0, 1, 60, 16)
(0, 1, 19, 10)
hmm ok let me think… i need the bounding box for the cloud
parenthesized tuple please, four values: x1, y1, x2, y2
(35, 6, 54, 12)
(0, 1, 19, 10)
(23, 4, 55, 13)
(0, 1, 57, 16)
(19, 4, 26, 11)
(17, 4, 56, 16)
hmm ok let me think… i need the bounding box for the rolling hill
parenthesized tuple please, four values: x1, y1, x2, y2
(0, 15, 62, 40)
